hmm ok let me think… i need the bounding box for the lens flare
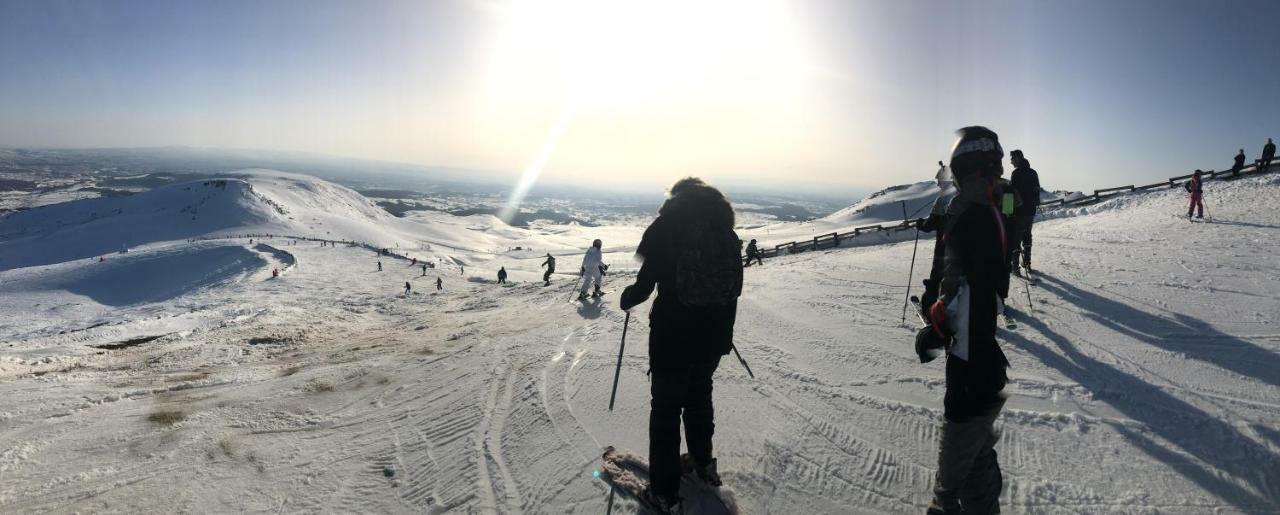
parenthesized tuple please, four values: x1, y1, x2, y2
(498, 103, 576, 224)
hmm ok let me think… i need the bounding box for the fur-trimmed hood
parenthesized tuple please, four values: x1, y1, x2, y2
(657, 178, 735, 229)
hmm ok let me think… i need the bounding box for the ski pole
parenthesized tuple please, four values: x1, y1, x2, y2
(900, 226, 921, 324)
(730, 344, 755, 378)
(1023, 275, 1034, 314)
(607, 312, 631, 411)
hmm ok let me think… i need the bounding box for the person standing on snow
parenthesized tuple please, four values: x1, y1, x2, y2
(436, 277, 443, 291)
(578, 239, 607, 300)
(377, 261, 383, 272)
(497, 267, 508, 284)
(1232, 149, 1247, 177)
(541, 253, 557, 286)
(744, 239, 763, 266)
(1186, 170, 1205, 219)
(404, 281, 412, 295)
(1261, 138, 1275, 172)
(619, 177, 743, 513)
(422, 264, 427, 276)
(916, 161, 960, 310)
(1009, 149, 1041, 273)
(914, 126, 1011, 515)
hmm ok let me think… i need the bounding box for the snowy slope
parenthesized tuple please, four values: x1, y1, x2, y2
(0, 172, 1276, 513)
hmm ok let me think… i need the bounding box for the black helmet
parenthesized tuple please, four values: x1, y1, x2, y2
(592, 239, 602, 248)
(949, 126, 1004, 181)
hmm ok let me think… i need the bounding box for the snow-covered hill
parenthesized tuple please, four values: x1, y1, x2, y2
(0, 170, 1276, 513)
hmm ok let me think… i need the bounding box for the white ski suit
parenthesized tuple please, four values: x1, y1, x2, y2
(580, 247, 605, 294)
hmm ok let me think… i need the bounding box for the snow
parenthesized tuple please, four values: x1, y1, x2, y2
(0, 170, 1276, 513)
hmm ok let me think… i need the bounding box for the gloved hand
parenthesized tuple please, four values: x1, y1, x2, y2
(915, 326, 949, 364)
(619, 286, 641, 311)
(580, 267, 585, 277)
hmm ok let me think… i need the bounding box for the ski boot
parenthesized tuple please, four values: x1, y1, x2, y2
(690, 457, 722, 487)
(638, 487, 681, 514)
(577, 291, 589, 301)
(591, 288, 603, 298)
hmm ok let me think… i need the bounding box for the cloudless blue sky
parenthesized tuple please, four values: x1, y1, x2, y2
(1, 0, 1277, 193)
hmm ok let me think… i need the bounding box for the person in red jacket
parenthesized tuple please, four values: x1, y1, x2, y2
(1185, 170, 1205, 219)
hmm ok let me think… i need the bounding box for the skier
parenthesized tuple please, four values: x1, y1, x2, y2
(915, 126, 1011, 514)
(1185, 170, 1205, 219)
(272, 268, 279, 278)
(1232, 149, 1246, 177)
(497, 266, 507, 284)
(916, 160, 960, 310)
(377, 261, 383, 271)
(618, 177, 743, 513)
(578, 239, 606, 300)
(1009, 149, 1041, 273)
(436, 277, 442, 291)
(541, 253, 556, 286)
(1260, 138, 1275, 173)
(411, 257, 417, 266)
(744, 239, 763, 266)
(422, 264, 427, 276)
(404, 281, 412, 295)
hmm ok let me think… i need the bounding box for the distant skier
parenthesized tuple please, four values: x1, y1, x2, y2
(618, 177, 743, 513)
(436, 277, 443, 291)
(460, 265, 464, 275)
(272, 268, 279, 278)
(497, 266, 507, 284)
(411, 257, 417, 266)
(1232, 149, 1246, 177)
(744, 239, 763, 266)
(98, 256, 105, 263)
(541, 253, 556, 286)
(1009, 149, 1040, 273)
(422, 264, 428, 276)
(404, 281, 412, 295)
(1260, 138, 1275, 172)
(1185, 170, 1205, 219)
(578, 239, 607, 300)
(377, 261, 383, 271)
(915, 126, 1010, 515)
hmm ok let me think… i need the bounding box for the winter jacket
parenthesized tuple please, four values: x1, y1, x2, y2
(581, 247, 603, 275)
(1263, 142, 1276, 160)
(745, 242, 759, 257)
(930, 182, 1010, 422)
(621, 186, 741, 369)
(541, 256, 556, 273)
(1185, 176, 1203, 194)
(1009, 166, 1040, 216)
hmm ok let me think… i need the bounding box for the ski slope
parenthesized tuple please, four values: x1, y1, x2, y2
(0, 171, 1276, 513)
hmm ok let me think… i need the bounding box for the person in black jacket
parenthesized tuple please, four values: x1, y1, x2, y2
(1260, 138, 1274, 173)
(1232, 149, 1246, 177)
(541, 253, 556, 285)
(744, 239, 763, 266)
(916, 126, 1011, 514)
(619, 177, 742, 513)
(497, 266, 507, 284)
(1008, 149, 1040, 272)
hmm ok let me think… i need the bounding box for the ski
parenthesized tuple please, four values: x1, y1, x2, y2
(600, 446, 741, 514)
(999, 311, 1017, 330)
(908, 295, 929, 326)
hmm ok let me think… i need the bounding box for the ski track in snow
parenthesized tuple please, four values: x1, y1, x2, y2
(0, 171, 1277, 513)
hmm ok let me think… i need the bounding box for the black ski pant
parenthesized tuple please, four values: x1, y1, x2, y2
(1009, 213, 1034, 268)
(650, 355, 721, 499)
(1262, 156, 1274, 173)
(543, 269, 553, 283)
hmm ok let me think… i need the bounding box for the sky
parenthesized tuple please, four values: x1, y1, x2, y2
(1, 0, 1278, 194)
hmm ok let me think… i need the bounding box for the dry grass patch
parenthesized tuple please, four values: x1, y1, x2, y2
(147, 408, 187, 426)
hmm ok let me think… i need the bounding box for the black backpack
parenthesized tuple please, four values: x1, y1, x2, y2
(675, 221, 744, 306)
